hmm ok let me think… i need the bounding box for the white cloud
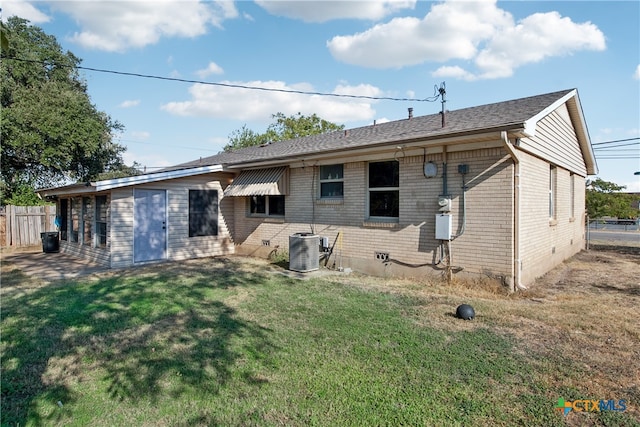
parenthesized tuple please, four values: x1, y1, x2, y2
(119, 99, 140, 108)
(432, 65, 477, 82)
(634, 65, 640, 80)
(474, 11, 606, 79)
(130, 131, 150, 140)
(160, 80, 378, 123)
(195, 62, 224, 79)
(123, 150, 172, 170)
(328, 1, 512, 68)
(328, 0, 605, 80)
(624, 179, 640, 193)
(256, 0, 416, 23)
(1, 0, 50, 23)
(47, 1, 238, 52)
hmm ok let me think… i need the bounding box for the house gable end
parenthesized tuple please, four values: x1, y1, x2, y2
(518, 103, 588, 176)
(520, 90, 597, 176)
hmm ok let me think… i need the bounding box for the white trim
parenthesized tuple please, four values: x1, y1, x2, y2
(522, 89, 577, 137)
(96, 165, 224, 191)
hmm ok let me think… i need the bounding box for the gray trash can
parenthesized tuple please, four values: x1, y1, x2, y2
(40, 232, 60, 253)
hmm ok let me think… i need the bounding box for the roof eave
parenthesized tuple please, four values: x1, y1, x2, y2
(521, 89, 597, 175)
(38, 164, 226, 197)
(38, 183, 97, 198)
(567, 92, 598, 175)
(95, 164, 224, 191)
(225, 128, 524, 170)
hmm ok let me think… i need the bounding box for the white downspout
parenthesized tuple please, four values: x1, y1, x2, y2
(501, 131, 524, 291)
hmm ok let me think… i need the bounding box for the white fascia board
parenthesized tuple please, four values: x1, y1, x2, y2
(95, 164, 224, 191)
(522, 89, 577, 137)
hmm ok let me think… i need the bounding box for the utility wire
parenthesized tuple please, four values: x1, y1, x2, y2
(592, 137, 639, 146)
(2, 55, 442, 103)
(593, 141, 640, 150)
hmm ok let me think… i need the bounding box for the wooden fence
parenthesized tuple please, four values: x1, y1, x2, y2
(0, 205, 57, 248)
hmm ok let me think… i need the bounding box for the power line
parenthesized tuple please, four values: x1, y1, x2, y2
(593, 141, 640, 150)
(2, 55, 442, 103)
(592, 137, 639, 146)
(116, 138, 218, 153)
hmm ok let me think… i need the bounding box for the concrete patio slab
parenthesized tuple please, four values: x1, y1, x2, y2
(1, 249, 111, 281)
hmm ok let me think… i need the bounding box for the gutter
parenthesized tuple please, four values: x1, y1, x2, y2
(230, 130, 511, 170)
(501, 131, 524, 291)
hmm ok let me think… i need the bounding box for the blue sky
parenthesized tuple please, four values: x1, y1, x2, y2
(4, 0, 639, 191)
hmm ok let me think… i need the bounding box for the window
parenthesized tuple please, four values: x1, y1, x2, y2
(82, 197, 92, 245)
(549, 165, 557, 219)
(368, 161, 399, 219)
(250, 195, 285, 217)
(95, 195, 108, 247)
(70, 198, 80, 242)
(59, 199, 68, 241)
(319, 164, 344, 198)
(570, 173, 575, 219)
(189, 190, 218, 237)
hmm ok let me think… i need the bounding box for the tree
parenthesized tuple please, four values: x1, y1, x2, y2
(586, 178, 638, 219)
(1, 17, 129, 204)
(224, 112, 344, 151)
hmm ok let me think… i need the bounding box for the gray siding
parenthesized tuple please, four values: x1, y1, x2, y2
(519, 104, 588, 176)
(110, 188, 134, 268)
(109, 173, 235, 268)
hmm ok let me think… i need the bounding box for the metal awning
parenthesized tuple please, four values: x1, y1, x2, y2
(223, 167, 289, 196)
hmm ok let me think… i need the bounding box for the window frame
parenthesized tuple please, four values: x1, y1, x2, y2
(248, 195, 285, 217)
(70, 197, 80, 243)
(549, 165, 557, 220)
(59, 199, 68, 241)
(319, 164, 344, 199)
(95, 195, 108, 248)
(570, 173, 575, 220)
(367, 160, 400, 221)
(82, 196, 92, 246)
(188, 189, 219, 237)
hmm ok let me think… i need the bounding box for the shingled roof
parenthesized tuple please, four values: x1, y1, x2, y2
(165, 88, 578, 171)
(38, 88, 596, 198)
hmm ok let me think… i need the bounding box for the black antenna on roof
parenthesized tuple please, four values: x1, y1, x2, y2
(438, 82, 446, 128)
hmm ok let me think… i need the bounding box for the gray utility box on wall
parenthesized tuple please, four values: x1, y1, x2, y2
(289, 233, 320, 272)
(435, 214, 453, 240)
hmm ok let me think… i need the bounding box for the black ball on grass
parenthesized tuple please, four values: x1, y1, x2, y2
(456, 304, 475, 320)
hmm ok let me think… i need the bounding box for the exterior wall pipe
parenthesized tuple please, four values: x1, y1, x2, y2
(452, 172, 467, 239)
(501, 131, 522, 291)
(442, 146, 448, 195)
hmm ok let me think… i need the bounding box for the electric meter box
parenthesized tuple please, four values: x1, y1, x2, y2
(435, 214, 452, 240)
(438, 195, 452, 212)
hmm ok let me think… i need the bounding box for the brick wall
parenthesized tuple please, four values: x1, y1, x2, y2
(231, 147, 516, 282)
(518, 151, 585, 284)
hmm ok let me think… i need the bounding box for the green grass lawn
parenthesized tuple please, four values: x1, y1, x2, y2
(1, 256, 637, 426)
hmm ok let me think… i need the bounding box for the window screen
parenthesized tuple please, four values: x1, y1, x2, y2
(189, 190, 218, 237)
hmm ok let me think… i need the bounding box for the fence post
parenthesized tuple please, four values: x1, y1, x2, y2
(586, 213, 590, 250)
(8, 205, 15, 247)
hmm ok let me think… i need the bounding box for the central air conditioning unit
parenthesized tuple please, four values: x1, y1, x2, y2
(289, 233, 319, 272)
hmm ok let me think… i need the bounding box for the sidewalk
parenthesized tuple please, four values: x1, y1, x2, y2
(1, 249, 110, 281)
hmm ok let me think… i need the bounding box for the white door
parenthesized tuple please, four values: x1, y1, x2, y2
(133, 189, 167, 263)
